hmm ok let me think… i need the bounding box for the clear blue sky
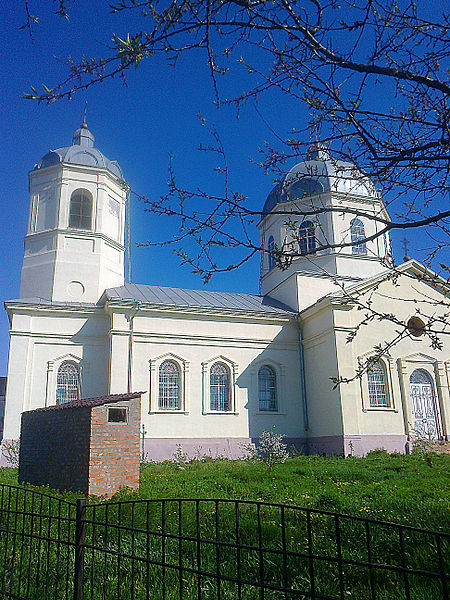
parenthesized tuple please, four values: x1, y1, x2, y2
(0, 2, 446, 374)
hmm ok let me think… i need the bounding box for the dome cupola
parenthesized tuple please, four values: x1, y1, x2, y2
(262, 144, 377, 216)
(35, 122, 123, 179)
(259, 144, 392, 310)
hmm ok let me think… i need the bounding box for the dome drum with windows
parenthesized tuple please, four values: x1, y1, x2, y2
(259, 143, 392, 299)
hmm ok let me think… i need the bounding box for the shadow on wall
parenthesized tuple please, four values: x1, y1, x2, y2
(0, 377, 6, 441)
(69, 316, 110, 398)
(236, 327, 345, 456)
(235, 329, 307, 451)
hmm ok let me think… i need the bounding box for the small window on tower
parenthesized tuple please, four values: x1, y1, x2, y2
(108, 407, 128, 423)
(69, 189, 93, 230)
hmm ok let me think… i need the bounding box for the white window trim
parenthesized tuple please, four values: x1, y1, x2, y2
(46, 352, 83, 407)
(202, 355, 239, 415)
(250, 359, 286, 415)
(149, 353, 190, 414)
(358, 352, 396, 412)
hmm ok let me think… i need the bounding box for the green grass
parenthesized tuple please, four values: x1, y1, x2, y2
(0, 453, 448, 599)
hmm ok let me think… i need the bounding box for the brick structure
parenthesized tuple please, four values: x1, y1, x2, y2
(18, 393, 142, 497)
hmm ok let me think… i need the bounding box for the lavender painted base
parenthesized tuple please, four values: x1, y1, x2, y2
(343, 435, 410, 457)
(306, 434, 410, 457)
(142, 437, 306, 462)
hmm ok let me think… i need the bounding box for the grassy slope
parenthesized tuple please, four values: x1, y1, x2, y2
(3, 452, 448, 530)
(134, 453, 450, 531)
(0, 454, 448, 599)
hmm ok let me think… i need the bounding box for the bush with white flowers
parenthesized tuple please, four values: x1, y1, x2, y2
(247, 428, 289, 473)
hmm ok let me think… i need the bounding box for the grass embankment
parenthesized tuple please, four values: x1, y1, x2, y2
(1, 452, 449, 528)
(0, 453, 448, 599)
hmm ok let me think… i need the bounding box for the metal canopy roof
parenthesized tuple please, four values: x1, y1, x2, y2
(104, 283, 295, 315)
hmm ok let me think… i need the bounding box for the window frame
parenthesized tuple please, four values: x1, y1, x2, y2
(350, 218, 367, 255)
(267, 236, 275, 271)
(299, 221, 316, 255)
(258, 365, 278, 412)
(107, 406, 129, 423)
(202, 356, 238, 415)
(158, 359, 182, 411)
(46, 353, 83, 407)
(149, 353, 190, 414)
(56, 361, 81, 405)
(367, 360, 390, 408)
(358, 353, 396, 412)
(68, 188, 93, 231)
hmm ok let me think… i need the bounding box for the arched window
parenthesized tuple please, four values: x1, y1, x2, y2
(258, 366, 277, 412)
(367, 361, 389, 407)
(268, 236, 275, 270)
(159, 360, 180, 410)
(410, 369, 432, 385)
(210, 363, 230, 411)
(56, 362, 80, 405)
(69, 189, 93, 230)
(289, 177, 324, 200)
(299, 221, 316, 255)
(350, 218, 366, 255)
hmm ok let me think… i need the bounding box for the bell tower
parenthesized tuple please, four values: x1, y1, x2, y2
(20, 123, 127, 304)
(259, 145, 393, 311)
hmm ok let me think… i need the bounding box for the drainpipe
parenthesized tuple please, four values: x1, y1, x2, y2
(296, 314, 309, 432)
(127, 303, 140, 393)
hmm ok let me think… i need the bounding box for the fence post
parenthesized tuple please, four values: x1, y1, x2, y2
(73, 498, 87, 600)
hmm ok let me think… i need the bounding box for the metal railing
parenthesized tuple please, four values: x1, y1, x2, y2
(0, 485, 448, 599)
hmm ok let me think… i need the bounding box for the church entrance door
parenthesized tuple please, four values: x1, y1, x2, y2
(409, 369, 441, 440)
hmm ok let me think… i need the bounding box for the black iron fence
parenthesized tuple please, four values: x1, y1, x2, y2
(0, 484, 448, 599)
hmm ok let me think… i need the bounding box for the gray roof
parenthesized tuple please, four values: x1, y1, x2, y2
(34, 123, 123, 179)
(104, 283, 295, 315)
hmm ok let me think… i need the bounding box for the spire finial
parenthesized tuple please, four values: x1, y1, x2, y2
(82, 100, 88, 129)
(401, 237, 410, 262)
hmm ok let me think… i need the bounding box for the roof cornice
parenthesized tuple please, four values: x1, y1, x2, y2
(104, 299, 295, 322)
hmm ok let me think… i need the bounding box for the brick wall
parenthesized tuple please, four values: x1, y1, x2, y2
(88, 398, 141, 497)
(18, 407, 91, 493)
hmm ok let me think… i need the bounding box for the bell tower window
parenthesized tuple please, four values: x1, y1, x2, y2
(69, 189, 93, 230)
(350, 218, 367, 255)
(299, 221, 316, 255)
(267, 236, 275, 270)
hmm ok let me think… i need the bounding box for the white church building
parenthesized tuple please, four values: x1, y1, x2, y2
(2, 123, 449, 460)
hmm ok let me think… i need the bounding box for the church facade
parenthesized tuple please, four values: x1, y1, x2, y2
(2, 124, 449, 461)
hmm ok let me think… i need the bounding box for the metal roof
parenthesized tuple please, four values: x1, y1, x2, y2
(262, 144, 378, 215)
(104, 283, 295, 315)
(25, 392, 143, 414)
(34, 124, 123, 179)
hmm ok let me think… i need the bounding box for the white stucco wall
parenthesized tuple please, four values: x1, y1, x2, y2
(107, 306, 305, 442)
(300, 265, 450, 451)
(2, 306, 110, 439)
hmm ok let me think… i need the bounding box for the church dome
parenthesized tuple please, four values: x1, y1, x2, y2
(262, 144, 377, 215)
(35, 123, 123, 179)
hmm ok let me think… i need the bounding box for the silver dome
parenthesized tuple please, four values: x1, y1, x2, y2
(35, 123, 123, 179)
(263, 145, 377, 215)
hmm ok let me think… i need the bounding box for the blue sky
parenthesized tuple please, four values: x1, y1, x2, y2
(0, 2, 447, 374)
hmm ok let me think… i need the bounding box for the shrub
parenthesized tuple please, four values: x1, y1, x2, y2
(1, 440, 20, 468)
(246, 429, 289, 473)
